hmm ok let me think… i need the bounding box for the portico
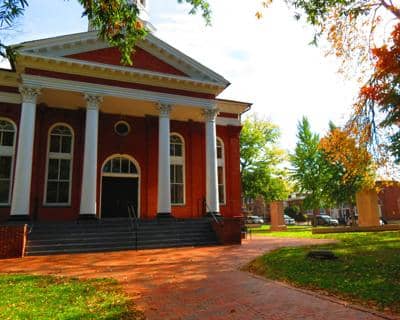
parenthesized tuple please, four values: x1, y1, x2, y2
(0, 25, 249, 223)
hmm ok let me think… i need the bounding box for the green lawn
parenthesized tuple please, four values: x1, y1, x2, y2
(0, 274, 144, 320)
(245, 228, 400, 314)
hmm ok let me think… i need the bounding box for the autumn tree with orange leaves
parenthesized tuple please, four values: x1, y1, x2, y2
(352, 23, 400, 165)
(319, 124, 375, 210)
(257, 0, 400, 172)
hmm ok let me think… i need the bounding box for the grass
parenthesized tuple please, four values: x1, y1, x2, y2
(0, 274, 144, 320)
(245, 228, 400, 315)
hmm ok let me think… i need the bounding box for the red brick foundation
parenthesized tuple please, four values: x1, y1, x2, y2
(0, 225, 27, 259)
(212, 217, 243, 245)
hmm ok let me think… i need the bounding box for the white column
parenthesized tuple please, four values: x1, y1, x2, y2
(203, 108, 220, 214)
(157, 103, 172, 216)
(10, 87, 41, 218)
(79, 94, 102, 217)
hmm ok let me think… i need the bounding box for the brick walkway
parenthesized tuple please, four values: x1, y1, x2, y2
(0, 237, 395, 320)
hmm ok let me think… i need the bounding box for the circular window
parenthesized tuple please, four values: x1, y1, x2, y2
(114, 121, 131, 136)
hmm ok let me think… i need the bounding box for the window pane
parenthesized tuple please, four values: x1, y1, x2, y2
(2, 131, 14, 147)
(219, 185, 225, 204)
(112, 158, 121, 173)
(175, 165, 183, 183)
(103, 161, 111, 172)
(48, 159, 59, 179)
(217, 147, 222, 159)
(175, 144, 182, 157)
(176, 184, 184, 203)
(58, 182, 69, 203)
(61, 136, 72, 153)
(170, 165, 175, 183)
(171, 184, 176, 203)
(0, 180, 10, 203)
(46, 181, 58, 203)
(218, 166, 224, 183)
(0, 156, 12, 179)
(59, 160, 70, 180)
(50, 135, 61, 153)
(121, 159, 130, 173)
(170, 144, 175, 156)
(129, 162, 137, 174)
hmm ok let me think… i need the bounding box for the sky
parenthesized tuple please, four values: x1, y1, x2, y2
(1, 0, 360, 152)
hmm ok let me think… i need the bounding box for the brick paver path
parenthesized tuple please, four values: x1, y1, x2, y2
(0, 237, 395, 320)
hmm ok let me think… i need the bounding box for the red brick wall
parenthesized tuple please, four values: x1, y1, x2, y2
(212, 217, 243, 245)
(0, 225, 27, 259)
(67, 46, 188, 77)
(0, 103, 243, 221)
(379, 185, 400, 220)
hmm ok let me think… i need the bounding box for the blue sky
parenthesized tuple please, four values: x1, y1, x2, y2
(2, 0, 359, 151)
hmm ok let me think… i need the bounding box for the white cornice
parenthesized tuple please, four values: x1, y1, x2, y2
(0, 92, 21, 104)
(21, 74, 217, 109)
(14, 31, 230, 87)
(19, 53, 225, 91)
(216, 117, 241, 127)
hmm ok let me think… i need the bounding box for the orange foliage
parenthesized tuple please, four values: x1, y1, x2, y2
(319, 128, 375, 188)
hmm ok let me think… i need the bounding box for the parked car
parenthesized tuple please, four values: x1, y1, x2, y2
(346, 215, 388, 226)
(246, 215, 264, 224)
(315, 214, 339, 226)
(284, 214, 296, 225)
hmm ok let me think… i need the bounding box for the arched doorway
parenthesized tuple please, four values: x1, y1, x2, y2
(100, 155, 140, 218)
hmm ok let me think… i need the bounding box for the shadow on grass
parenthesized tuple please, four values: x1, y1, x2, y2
(244, 231, 400, 315)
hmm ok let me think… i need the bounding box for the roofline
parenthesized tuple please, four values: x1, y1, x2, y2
(18, 53, 226, 92)
(12, 30, 231, 88)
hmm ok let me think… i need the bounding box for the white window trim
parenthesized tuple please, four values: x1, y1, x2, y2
(43, 123, 74, 206)
(99, 154, 141, 218)
(170, 132, 186, 206)
(0, 117, 17, 206)
(217, 137, 226, 206)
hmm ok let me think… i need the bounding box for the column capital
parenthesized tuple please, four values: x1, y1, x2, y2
(19, 86, 41, 104)
(156, 103, 172, 118)
(84, 93, 103, 110)
(203, 108, 219, 122)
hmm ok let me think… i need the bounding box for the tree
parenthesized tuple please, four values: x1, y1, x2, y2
(290, 117, 329, 214)
(0, 0, 211, 65)
(240, 115, 290, 203)
(257, 0, 400, 172)
(319, 125, 375, 209)
(351, 23, 400, 165)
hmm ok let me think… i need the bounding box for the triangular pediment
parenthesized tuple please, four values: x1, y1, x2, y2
(66, 46, 187, 77)
(15, 31, 229, 86)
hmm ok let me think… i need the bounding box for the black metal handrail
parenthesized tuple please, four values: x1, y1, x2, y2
(204, 199, 222, 225)
(127, 202, 139, 250)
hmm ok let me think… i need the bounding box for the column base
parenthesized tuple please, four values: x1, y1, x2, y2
(8, 215, 31, 223)
(157, 212, 173, 219)
(78, 214, 98, 222)
(270, 225, 287, 232)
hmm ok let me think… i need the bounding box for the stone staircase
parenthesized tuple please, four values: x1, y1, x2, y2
(26, 218, 219, 256)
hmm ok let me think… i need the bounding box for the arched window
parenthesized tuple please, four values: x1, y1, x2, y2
(170, 134, 185, 205)
(44, 124, 74, 205)
(217, 138, 226, 205)
(0, 119, 16, 205)
(103, 156, 138, 175)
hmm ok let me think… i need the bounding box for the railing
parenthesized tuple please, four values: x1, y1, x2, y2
(127, 202, 139, 250)
(203, 200, 222, 225)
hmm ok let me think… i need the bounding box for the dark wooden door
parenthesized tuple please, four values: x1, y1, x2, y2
(101, 177, 138, 218)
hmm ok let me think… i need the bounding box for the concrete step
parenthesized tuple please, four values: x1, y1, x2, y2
(26, 218, 219, 255)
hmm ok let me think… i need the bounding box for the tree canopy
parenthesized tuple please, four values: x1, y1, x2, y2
(240, 115, 290, 203)
(0, 0, 211, 65)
